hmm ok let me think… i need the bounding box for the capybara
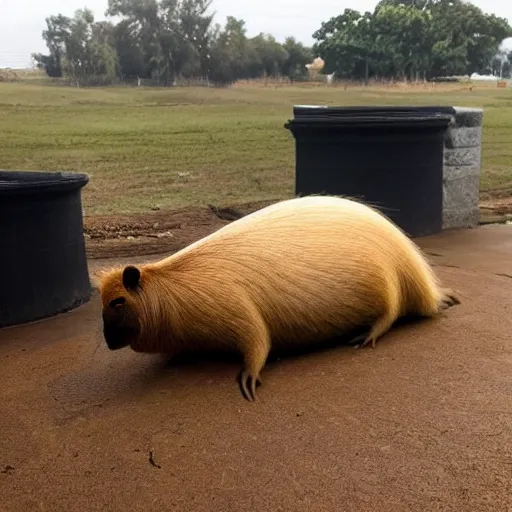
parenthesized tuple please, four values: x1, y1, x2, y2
(98, 195, 459, 401)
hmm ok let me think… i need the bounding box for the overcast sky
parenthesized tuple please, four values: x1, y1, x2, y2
(1, 0, 512, 68)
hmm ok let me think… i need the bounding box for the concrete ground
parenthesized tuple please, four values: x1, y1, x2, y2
(1, 224, 511, 512)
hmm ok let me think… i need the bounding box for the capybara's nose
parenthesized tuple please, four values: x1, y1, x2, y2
(103, 324, 130, 350)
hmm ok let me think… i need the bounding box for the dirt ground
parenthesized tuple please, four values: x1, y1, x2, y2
(1, 223, 512, 511)
(84, 200, 274, 259)
(84, 198, 512, 260)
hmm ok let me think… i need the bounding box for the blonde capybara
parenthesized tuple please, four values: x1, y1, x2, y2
(98, 195, 459, 401)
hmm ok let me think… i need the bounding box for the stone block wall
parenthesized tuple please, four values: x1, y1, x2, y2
(442, 107, 483, 230)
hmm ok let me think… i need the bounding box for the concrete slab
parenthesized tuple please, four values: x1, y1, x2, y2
(1, 226, 511, 512)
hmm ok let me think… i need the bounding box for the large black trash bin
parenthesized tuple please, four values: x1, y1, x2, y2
(284, 105, 456, 238)
(0, 170, 91, 329)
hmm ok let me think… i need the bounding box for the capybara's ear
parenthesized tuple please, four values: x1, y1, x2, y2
(123, 266, 141, 290)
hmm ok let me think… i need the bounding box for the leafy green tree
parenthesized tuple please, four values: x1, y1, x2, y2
(106, 0, 215, 83)
(208, 16, 251, 84)
(248, 34, 289, 77)
(465, 12, 512, 74)
(60, 9, 119, 84)
(281, 37, 314, 81)
(112, 19, 147, 79)
(178, 0, 215, 78)
(372, 4, 433, 80)
(32, 14, 72, 77)
(313, 0, 512, 81)
(106, 0, 164, 82)
(34, 9, 119, 84)
(312, 9, 378, 81)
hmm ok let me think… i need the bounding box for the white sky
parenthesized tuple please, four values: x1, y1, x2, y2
(1, 0, 512, 68)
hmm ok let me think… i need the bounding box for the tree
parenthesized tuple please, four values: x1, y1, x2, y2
(112, 19, 147, 79)
(313, 0, 512, 81)
(208, 17, 251, 84)
(248, 34, 289, 78)
(312, 9, 382, 82)
(33, 9, 119, 84)
(281, 37, 313, 81)
(32, 14, 72, 77)
(106, 0, 215, 84)
(371, 3, 434, 80)
(60, 9, 119, 84)
(178, 0, 215, 78)
(465, 12, 512, 74)
(106, 0, 163, 82)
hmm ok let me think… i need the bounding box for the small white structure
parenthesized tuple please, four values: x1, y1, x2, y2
(470, 72, 498, 81)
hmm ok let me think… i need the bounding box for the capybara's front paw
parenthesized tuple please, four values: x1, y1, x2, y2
(237, 369, 262, 402)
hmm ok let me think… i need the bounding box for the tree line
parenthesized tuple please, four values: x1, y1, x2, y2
(32, 0, 313, 86)
(33, 0, 512, 86)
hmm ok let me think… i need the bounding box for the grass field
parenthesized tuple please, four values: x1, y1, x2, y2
(0, 81, 511, 216)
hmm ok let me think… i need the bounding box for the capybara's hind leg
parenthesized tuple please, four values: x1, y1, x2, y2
(347, 331, 369, 348)
(438, 287, 461, 311)
(345, 329, 371, 347)
(358, 280, 401, 349)
(237, 328, 271, 402)
(357, 313, 397, 349)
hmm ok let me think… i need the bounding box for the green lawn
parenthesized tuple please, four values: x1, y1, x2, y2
(0, 81, 511, 216)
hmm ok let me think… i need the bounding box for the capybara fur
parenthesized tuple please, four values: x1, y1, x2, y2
(98, 195, 460, 401)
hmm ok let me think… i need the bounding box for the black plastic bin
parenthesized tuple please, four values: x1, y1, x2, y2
(0, 170, 91, 329)
(285, 105, 456, 237)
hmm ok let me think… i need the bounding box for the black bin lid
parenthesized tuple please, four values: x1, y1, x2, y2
(285, 105, 456, 130)
(0, 170, 89, 197)
(292, 105, 456, 117)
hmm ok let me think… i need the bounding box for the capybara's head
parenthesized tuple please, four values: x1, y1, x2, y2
(99, 265, 143, 351)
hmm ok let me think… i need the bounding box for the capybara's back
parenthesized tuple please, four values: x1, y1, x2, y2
(99, 195, 459, 401)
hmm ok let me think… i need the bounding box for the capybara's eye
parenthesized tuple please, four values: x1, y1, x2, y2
(109, 297, 126, 308)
